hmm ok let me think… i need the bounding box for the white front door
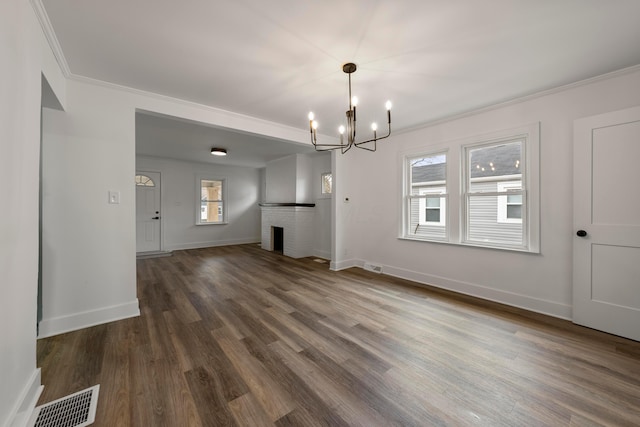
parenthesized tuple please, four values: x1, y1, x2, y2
(573, 106, 640, 341)
(136, 171, 161, 253)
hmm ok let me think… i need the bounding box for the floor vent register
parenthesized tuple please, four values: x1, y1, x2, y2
(29, 385, 99, 427)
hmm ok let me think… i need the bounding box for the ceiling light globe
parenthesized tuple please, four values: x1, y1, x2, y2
(386, 100, 392, 110)
(308, 112, 314, 121)
(211, 148, 227, 156)
(338, 125, 345, 134)
(371, 123, 378, 131)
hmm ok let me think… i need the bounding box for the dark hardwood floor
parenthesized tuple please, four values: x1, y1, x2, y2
(37, 244, 640, 426)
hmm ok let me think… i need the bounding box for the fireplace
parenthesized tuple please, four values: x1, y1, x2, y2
(272, 226, 284, 254)
(260, 203, 315, 258)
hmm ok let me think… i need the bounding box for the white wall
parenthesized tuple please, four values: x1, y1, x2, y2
(136, 156, 261, 250)
(333, 67, 640, 319)
(295, 154, 313, 204)
(39, 71, 309, 339)
(265, 155, 296, 202)
(311, 153, 332, 259)
(0, 1, 53, 425)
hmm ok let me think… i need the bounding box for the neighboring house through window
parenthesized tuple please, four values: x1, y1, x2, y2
(401, 123, 539, 252)
(405, 152, 448, 241)
(497, 181, 523, 223)
(197, 177, 226, 224)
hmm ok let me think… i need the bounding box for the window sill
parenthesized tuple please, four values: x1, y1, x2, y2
(398, 235, 539, 254)
(196, 222, 228, 226)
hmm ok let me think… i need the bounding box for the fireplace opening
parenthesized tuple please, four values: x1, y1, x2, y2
(272, 226, 284, 254)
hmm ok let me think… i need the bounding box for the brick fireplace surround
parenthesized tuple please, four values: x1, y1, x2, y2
(260, 203, 315, 259)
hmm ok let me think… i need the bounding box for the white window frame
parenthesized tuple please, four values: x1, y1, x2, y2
(196, 176, 227, 225)
(418, 187, 446, 226)
(497, 181, 523, 224)
(402, 151, 449, 242)
(399, 122, 539, 253)
(321, 172, 332, 195)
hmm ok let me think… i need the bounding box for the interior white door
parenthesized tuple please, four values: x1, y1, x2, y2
(136, 171, 161, 253)
(573, 106, 640, 341)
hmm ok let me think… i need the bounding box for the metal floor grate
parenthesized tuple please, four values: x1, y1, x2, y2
(30, 385, 99, 427)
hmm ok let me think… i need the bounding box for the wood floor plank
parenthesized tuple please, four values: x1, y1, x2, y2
(228, 393, 274, 427)
(212, 327, 296, 422)
(36, 244, 640, 426)
(184, 366, 236, 427)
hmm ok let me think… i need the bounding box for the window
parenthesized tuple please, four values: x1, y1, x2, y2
(497, 181, 522, 223)
(405, 153, 448, 241)
(400, 123, 539, 252)
(419, 187, 446, 225)
(321, 173, 332, 194)
(197, 178, 225, 224)
(135, 174, 155, 187)
(464, 140, 525, 248)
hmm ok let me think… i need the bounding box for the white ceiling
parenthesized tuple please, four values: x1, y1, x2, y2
(135, 112, 316, 168)
(41, 0, 640, 166)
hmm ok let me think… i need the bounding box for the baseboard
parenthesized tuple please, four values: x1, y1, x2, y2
(350, 260, 572, 320)
(167, 238, 260, 251)
(37, 299, 140, 339)
(330, 258, 361, 271)
(7, 368, 42, 427)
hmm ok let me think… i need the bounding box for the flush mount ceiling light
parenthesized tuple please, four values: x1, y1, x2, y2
(211, 147, 227, 156)
(308, 62, 392, 154)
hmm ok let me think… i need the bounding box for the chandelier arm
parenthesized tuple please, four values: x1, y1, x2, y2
(353, 123, 392, 148)
(310, 127, 351, 149)
(307, 62, 393, 153)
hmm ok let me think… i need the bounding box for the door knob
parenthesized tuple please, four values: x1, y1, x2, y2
(576, 230, 587, 237)
(152, 216, 160, 220)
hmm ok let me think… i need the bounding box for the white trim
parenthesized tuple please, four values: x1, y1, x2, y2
(166, 238, 260, 251)
(460, 123, 539, 252)
(29, 0, 71, 77)
(330, 258, 360, 271)
(417, 187, 447, 226)
(196, 176, 227, 225)
(395, 64, 640, 135)
(350, 260, 571, 320)
(37, 300, 140, 339)
(7, 369, 42, 427)
(497, 181, 523, 224)
(29, 0, 640, 144)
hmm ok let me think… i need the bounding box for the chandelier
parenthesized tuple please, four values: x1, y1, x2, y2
(308, 63, 392, 153)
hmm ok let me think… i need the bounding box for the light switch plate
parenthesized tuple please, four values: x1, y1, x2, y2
(108, 191, 120, 204)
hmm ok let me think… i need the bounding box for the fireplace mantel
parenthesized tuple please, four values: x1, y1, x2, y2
(259, 203, 315, 207)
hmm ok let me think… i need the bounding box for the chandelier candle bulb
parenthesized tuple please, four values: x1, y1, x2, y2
(306, 62, 392, 153)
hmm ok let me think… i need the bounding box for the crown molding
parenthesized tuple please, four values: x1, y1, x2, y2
(398, 63, 640, 135)
(30, 0, 640, 142)
(30, 0, 71, 77)
(68, 73, 311, 143)
(28, 0, 309, 144)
